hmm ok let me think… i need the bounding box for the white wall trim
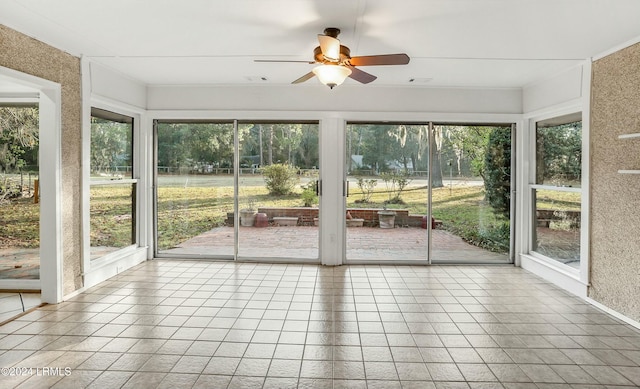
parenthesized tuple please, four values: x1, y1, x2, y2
(0, 280, 40, 291)
(519, 90, 589, 299)
(39, 87, 64, 303)
(83, 247, 147, 289)
(522, 97, 584, 121)
(148, 109, 521, 124)
(586, 297, 640, 330)
(521, 62, 585, 90)
(82, 55, 151, 283)
(91, 93, 147, 116)
(0, 66, 64, 304)
(592, 34, 640, 61)
(319, 117, 344, 266)
(520, 254, 587, 298)
(579, 60, 592, 284)
(0, 94, 39, 101)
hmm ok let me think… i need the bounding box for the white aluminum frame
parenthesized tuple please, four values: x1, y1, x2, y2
(81, 83, 149, 290)
(148, 109, 520, 265)
(0, 66, 63, 303)
(520, 96, 590, 297)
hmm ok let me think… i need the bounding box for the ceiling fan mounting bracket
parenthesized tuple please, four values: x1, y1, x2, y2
(323, 27, 340, 38)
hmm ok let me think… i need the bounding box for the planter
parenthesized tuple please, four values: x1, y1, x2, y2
(240, 209, 257, 227)
(314, 217, 319, 226)
(273, 216, 298, 226)
(378, 210, 396, 229)
(255, 212, 269, 227)
(346, 218, 364, 227)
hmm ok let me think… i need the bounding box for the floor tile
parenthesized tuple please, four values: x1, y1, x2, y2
(1, 261, 639, 389)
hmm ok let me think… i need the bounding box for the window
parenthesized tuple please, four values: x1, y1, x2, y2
(90, 108, 136, 260)
(531, 113, 582, 268)
(0, 104, 40, 280)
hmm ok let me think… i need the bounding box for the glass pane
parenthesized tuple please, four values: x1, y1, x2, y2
(238, 123, 319, 260)
(90, 183, 135, 260)
(345, 124, 428, 262)
(156, 122, 234, 257)
(0, 105, 40, 279)
(532, 188, 581, 267)
(431, 125, 510, 263)
(536, 115, 582, 187)
(91, 108, 133, 180)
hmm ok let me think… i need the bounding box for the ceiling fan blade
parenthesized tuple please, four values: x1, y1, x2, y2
(318, 34, 340, 61)
(346, 66, 377, 84)
(349, 53, 410, 66)
(255, 59, 315, 64)
(292, 71, 316, 84)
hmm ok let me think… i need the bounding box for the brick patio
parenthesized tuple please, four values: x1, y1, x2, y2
(164, 226, 509, 263)
(1, 226, 510, 281)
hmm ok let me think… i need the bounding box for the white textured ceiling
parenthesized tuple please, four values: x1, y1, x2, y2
(1, 0, 640, 88)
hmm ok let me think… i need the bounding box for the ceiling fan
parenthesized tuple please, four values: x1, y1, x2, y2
(255, 28, 410, 89)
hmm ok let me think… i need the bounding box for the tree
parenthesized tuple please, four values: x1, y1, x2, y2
(294, 124, 319, 169)
(536, 121, 581, 184)
(0, 107, 39, 172)
(484, 127, 511, 218)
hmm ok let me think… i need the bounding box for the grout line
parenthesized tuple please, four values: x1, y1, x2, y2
(0, 302, 47, 327)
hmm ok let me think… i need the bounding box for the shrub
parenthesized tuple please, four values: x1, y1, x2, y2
(0, 176, 22, 202)
(300, 181, 318, 207)
(355, 177, 377, 203)
(380, 170, 412, 203)
(262, 163, 299, 195)
(484, 128, 511, 219)
(301, 188, 317, 207)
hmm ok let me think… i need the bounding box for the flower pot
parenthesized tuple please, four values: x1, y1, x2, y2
(378, 210, 396, 229)
(346, 218, 364, 227)
(240, 209, 257, 226)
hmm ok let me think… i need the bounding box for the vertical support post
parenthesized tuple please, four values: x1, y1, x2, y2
(510, 123, 517, 262)
(427, 122, 433, 265)
(233, 119, 239, 260)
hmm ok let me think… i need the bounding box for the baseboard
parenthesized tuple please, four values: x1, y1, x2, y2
(83, 248, 147, 290)
(586, 297, 640, 330)
(520, 254, 587, 298)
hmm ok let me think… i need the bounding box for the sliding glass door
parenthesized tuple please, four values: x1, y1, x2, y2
(154, 119, 513, 264)
(154, 120, 320, 261)
(345, 121, 513, 264)
(237, 122, 320, 261)
(345, 123, 429, 262)
(430, 125, 511, 263)
(155, 121, 235, 257)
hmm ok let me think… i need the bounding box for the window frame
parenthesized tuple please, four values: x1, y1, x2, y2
(83, 103, 145, 281)
(523, 106, 589, 290)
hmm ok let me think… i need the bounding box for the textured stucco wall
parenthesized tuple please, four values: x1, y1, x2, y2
(590, 42, 640, 322)
(0, 25, 83, 295)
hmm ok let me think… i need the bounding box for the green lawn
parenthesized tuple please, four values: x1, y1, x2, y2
(0, 176, 581, 254)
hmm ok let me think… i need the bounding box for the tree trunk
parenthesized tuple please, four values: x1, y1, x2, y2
(411, 153, 417, 175)
(258, 124, 264, 166)
(268, 125, 273, 165)
(430, 127, 444, 188)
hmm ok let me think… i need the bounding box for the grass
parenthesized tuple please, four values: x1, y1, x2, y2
(0, 196, 40, 248)
(0, 175, 582, 254)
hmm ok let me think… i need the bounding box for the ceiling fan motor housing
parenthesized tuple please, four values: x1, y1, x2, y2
(313, 45, 351, 64)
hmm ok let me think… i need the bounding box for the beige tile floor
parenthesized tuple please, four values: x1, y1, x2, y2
(1, 260, 640, 388)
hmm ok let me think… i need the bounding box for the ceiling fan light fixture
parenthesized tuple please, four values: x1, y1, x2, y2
(312, 64, 351, 89)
